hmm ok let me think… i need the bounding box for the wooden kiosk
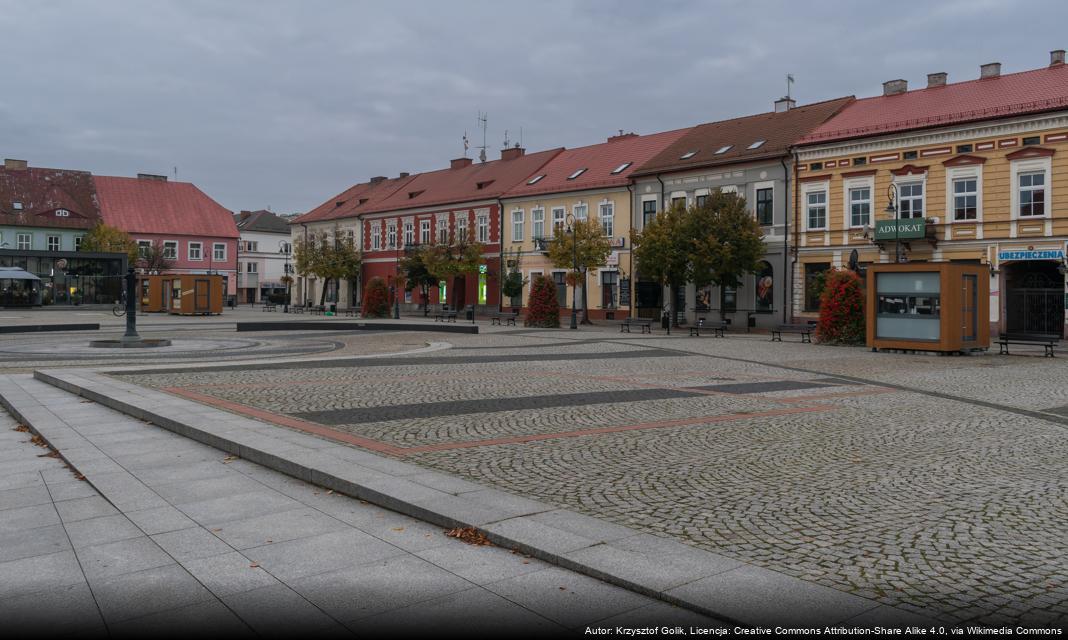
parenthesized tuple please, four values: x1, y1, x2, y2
(866, 263, 989, 353)
(138, 274, 223, 315)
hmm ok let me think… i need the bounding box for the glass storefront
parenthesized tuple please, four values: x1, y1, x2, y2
(0, 251, 126, 306)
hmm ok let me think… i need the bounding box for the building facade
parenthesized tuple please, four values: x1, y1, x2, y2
(234, 210, 294, 304)
(628, 96, 852, 329)
(499, 129, 690, 321)
(793, 54, 1068, 338)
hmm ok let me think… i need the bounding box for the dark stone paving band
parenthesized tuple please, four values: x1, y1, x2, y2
(691, 380, 833, 394)
(295, 387, 704, 425)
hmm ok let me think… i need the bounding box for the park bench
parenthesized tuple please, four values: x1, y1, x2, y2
(490, 311, 518, 326)
(262, 302, 276, 312)
(771, 323, 814, 343)
(290, 305, 305, 314)
(341, 307, 358, 317)
(997, 333, 1058, 357)
(689, 318, 727, 337)
(620, 317, 652, 334)
(310, 305, 326, 316)
(434, 307, 458, 322)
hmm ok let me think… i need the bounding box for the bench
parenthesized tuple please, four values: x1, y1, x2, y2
(771, 323, 814, 343)
(689, 318, 727, 337)
(997, 333, 1058, 357)
(341, 307, 358, 317)
(620, 317, 652, 334)
(310, 305, 326, 316)
(262, 302, 276, 312)
(291, 305, 305, 314)
(434, 307, 458, 322)
(490, 311, 518, 326)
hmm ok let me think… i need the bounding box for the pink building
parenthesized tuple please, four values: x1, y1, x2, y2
(94, 173, 239, 295)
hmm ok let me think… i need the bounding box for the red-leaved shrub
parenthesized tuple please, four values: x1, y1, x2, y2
(524, 274, 560, 328)
(361, 277, 391, 318)
(816, 268, 865, 345)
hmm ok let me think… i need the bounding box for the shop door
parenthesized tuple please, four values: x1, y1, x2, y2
(1006, 265, 1064, 336)
(194, 279, 210, 312)
(962, 274, 978, 342)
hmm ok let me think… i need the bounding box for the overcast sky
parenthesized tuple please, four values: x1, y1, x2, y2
(3, 0, 1068, 214)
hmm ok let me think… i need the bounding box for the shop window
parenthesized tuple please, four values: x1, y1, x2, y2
(755, 261, 774, 311)
(553, 272, 567, 307)
(804, 263, 829, 312)
(601, 270, 618, 308)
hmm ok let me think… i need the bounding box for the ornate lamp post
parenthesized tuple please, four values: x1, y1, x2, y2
(279, 240, 291, 313)
(566, 213, 578, 330)
(884, 184, 903, 264)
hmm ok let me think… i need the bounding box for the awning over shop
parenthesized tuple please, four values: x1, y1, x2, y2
(0, 267, 42, 281)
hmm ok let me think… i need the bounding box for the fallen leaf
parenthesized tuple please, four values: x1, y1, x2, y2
(212, 528, 222, 532)
(444, 527, 493, 546)
(326, 490, 334, 495)
(249, 563, 259, 568)
(13, 424, 29, 432)
(558, 587, 567, 591)
(522, 560, 530, 564)
(391, 527, 404, 532)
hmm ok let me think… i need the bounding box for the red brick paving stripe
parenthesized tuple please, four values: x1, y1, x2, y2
(162, 387, 407, 456)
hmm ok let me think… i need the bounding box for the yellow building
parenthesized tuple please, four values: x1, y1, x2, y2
(499, 129, 689, 321)
(793, 55, 1068, 338)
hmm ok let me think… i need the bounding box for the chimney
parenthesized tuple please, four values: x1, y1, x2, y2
(607, 132, 638, 142)
(882, 79, 908, 96)
(500, 146, 525, 161)
(1052, 50, 1066, 66)
(774, 97, 796, 112)
(927, 72, 947, 88)
(980, 62, 1001, 79)
(239, 210, 252, 220)
(450, 157, 473, 170)
(369, 175, 387, 184)
(4, 159, 27, 170)
(137, 173, 168, 181)
(398, 172, 410, 178)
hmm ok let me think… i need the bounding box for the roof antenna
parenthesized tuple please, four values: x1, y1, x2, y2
(503, 129, 510, 149)
(477, 111, 488, 163)
(786, 73, 794, 100)
(462, 130, 470, 158)
(173, 166, 178, 180)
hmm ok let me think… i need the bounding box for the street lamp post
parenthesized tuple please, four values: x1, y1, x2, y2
(884, 184, 903, 263)
(566, 213, 578, 330)
(279, 240, 291, 313)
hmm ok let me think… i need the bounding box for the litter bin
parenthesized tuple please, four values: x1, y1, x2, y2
(464, 304, 474, 322)
(329, 303, 337, 314)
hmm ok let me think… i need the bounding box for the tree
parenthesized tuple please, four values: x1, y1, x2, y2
(524, 274, 560, 328)
(137, 239, 175, 274)
(501, 249, 526, 308)
(816, 268, 865, 345)
(293, 225, 362, 306)
(630, 201, 690, 326)
(546, 218, 611, 324)
(689, 190, 766, 304)
(361, 277, 391, 318)
(398, 246, 439, 316)
(79, 223, 137, 265)
(421, 227, 485, 306)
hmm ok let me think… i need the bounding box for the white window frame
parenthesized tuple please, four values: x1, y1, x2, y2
(16, 233, 31, 250)
(74, 235, 82, 251)
(842, 176, 873, 229)
(455, 215, 468, 242)
(213, 242, 227, 261)
(893, 176, 926, 220)
(47, 235, 60, 251)
(531, 207, 545, 240)
(946, 165, 982, 223)
(599, 200, 614, 237)
(386, 222, 397, 248)
(802, 181, 829, 231)
(573, 202, 587, 221)
(477, 213, 489, 243)
(137, 239, 152, 257)
(511, 209, 524, 242)
(551, 207, 566, 238)
(420, 219, 431, 245)
(188, 242, 203, 261)
(246, 261, 258, 273)
(163, 240, 178, 259)
(1011, 157, 1051, 220)
(371, 222, 381, 250)
(403, 219, 414, 247)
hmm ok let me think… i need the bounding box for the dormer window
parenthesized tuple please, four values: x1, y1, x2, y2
(527, 175, 545, 185)
(747, 140, 766, 150)
(715, 145, 733, 154)
(610, 162, 632, 174)
(567, 168, 587, 180)
(55, 209, 70, 217)
(476, 180, 495, 190)
(12, 201, 22, 210)
(680, 151, 697, 159)
(408, 190, 424, 199)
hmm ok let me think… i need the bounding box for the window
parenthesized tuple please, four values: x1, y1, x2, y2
(680, 151, 697, 159)
(601, 270, 618, 308)
(599, 201, 614, 237)
(810, 162, 823, 170)
(695, 194, 708, 208)
(642, 200, 656, 227)
(371, 225, 381, 250)
(806, 191, 827, 230)
(188, 242, 202, 260)
(714, 145, 733, 154)
(437, 221, 448, 244)
(213, 243, 226, 261)
(241, 240, 258, 252)
(532, 208, 545, 239)
(420, 220, 431, 245)
(671, 196, 686, 210)
(246, 262, 258, 273)
(1019, 172, 1045, 217)
(74, 236, 83, 251)
(403, 220, 413, 246)
(55, 209, 69, 217)
(852, 157, 867, 166)
(553, 272, 567, 307)
(804, 263, 830, 312)
(527, 175, 545, 185)
(346, 229, 355, 246)
(952, 178, 978, 220)
(12, 201, 22, 210)
(137, 240, 152, 257)
(47, 235, 60, 251)
(573, 203, 587, 221)
(897, 182, 924, 219)
(477, 214, 489, 243)
(610, 162, 632, 174)
(903, 150, 918, 160)
(163, 241, 177, 259)
(386, 223, 397, 248)
(1023, 136, 1041, 146)
(756, 187, 774, 225)
(511, 210, 524, 242)
(16, 233, 30, 250)
(456, 216, 468, 242)
(956, 144, 973, 153)
(747, 140, 766, 150)
(551, 207, 566, 237)
(567, 168, 587, 180)
(849, 186, 871, 228)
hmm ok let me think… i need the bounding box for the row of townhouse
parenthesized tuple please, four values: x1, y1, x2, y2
(294, 50, 1068, 338)
(0, 161, 239, 306)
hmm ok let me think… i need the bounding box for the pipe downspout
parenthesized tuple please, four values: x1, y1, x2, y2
(790, 152, 801, 323)
(780, 155, 791, 325)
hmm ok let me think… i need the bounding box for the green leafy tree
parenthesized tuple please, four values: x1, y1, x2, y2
(501, 249, 526, 308)
(79, 222, 138, 264)
(689, 190, 766, 304)
(631, 201, 690, 326)
(524, 274, 560, 328)
(398, 246, 439, 316)
(816, 268, 865, 345)
(293, 225, 362, 306)
(546, 218, 611, 324)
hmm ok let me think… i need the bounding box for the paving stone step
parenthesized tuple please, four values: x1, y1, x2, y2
(15, 367, 936, 626)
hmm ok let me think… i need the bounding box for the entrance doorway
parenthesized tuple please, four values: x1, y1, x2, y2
(1005, 261, 1064, 336)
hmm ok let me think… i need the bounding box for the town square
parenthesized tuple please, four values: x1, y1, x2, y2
(2, 0, 1068, 636)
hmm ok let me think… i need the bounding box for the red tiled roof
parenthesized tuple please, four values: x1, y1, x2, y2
(632, 97, 854, 176)
(294, 175, 415, 225)
(799, 64, 1068, 145)
(94, 176, 238, 238)
(502, 129, 692, 198)
(364, 148, 563, 214)
(0, 166, 102, 230)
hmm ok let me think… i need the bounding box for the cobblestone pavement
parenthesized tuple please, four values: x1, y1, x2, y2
(118, 328, 1068, 626)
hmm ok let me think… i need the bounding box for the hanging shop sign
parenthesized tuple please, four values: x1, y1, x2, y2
(874, 219, 926, 241)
